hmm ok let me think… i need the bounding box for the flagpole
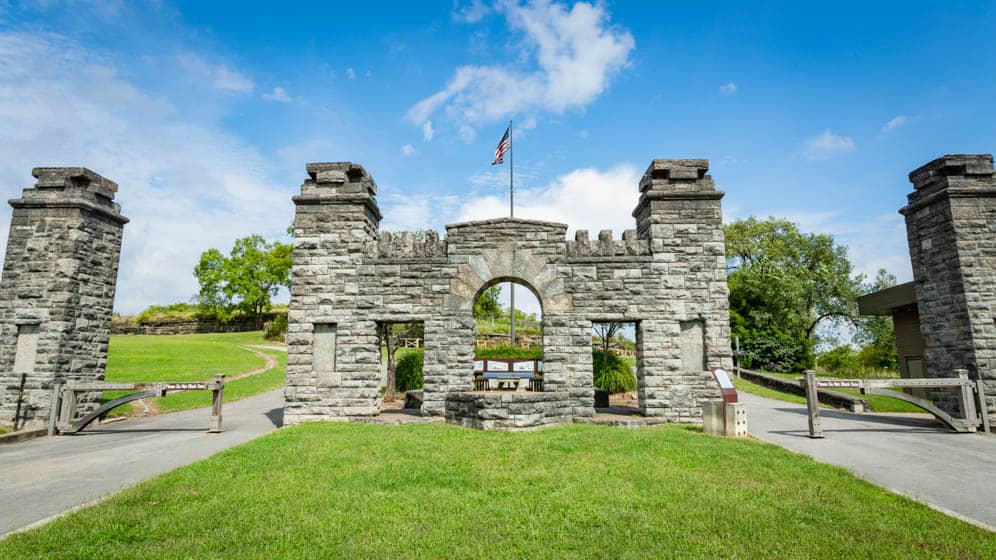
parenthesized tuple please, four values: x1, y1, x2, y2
(509, 119, 514, 218)
(508, 119, 515, 347)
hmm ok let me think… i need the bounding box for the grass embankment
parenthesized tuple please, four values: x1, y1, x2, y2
(2, 423, 993, 558)
(104, 331, 285, 416)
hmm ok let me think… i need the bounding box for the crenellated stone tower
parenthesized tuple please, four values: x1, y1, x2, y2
(0, 168, 128, 428)
(286, 158, 732, 429)
(901, 154, 996, 416)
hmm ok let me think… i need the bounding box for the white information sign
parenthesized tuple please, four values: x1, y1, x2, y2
(473, 360, 484, 372)
(713, 369, 734, 390)
(513, 361, 534, 372)
(487, 361, 509, 372)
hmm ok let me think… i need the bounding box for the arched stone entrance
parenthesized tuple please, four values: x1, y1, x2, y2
(285, 159, 732, 428)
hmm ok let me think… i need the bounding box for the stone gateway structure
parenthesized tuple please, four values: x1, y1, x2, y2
(285, 159, 733, 428)
(900, 154, 996, 418)
(0, 168, 127, 428)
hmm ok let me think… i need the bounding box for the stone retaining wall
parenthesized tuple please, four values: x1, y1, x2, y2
(444, 391, 572, 431)
(111, 314, 278, 336)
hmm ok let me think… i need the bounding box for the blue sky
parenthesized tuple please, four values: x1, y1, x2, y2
(1, 1, 995, 316)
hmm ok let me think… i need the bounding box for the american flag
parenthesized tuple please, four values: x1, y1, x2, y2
(491, 125, 511, 165)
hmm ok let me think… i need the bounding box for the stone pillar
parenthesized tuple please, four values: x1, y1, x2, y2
(0, 168, 127, 428)
(901, 154, 996, 417)
(285, 163, 382, 425)
(632, 160, 730, 419)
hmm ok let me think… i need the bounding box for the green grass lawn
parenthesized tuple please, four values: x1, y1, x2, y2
(103, 331, 285, 417)
(106, 332, 271, 383)
(2, 423, 992, 559)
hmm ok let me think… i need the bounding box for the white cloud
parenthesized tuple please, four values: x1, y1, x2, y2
(407, 0, 634, 137)
(882, 115, 908, 132)
(401, 144, 416, 156)
(453, 0, 492, 23)
(422, 120, 434, 141)
(772, 210, 912, 282)
(719, 82, 737, 95)
(802, 130, 856, 161)
(177, 52, 254, 93)
(345, 67, 356, 80)
(262, 87, 292, 103)
(456, 164, 641, 237)
(458, 124, 477, 143)
(0, 31, 291, 313)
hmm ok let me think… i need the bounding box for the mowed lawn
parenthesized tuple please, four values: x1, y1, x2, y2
(2, 423, 993, 559)
(103, 331, 286, 415)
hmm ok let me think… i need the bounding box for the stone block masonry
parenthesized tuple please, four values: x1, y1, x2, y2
(901, 154, 996, 418)
(285, 159, 732, 429)
(0, 168, 128, 428)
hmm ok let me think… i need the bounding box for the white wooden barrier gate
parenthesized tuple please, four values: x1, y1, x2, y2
(802, 369, 990, 438)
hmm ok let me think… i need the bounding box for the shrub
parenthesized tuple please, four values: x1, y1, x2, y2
(739, 336, 811, 373)
(474, 345, 542, 359)
(263, 312, 288, 340)
(395, 349, 424, 392)
(817, 345, 857, 374)
(592, 351, 636, 394)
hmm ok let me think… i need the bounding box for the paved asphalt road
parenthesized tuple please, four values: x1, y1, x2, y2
(742, 392, 996, 529)
(0, 389, 284, 536)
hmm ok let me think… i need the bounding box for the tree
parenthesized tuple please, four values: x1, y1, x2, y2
(380, 322, 424, 401)
(725, 217, 863, 371)
(474, 285, 502, 320)
(194, 235, 291, 325)
(593, 322, 623, 363)
(853, 269, 899, 372)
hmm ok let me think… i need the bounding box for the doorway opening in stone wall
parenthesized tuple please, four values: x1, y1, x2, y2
(377, 320, 425, 416)
(473, 280, 544, 392)
(592, 321, 642, 416)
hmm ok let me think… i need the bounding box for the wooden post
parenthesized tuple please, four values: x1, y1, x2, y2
(803, 370, 823, 438)
(12, 372, 26, 430)
(955, 370, 977, 432)
(208, 374, 225, 433)
(47, 382, 63, 436)
(975, 379, 991, 433)
(58, 386, 77, 432)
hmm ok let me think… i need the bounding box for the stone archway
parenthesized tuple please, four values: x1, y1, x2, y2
(284, 160, 732, 428)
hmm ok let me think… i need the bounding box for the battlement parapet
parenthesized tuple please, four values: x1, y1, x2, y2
(567, 229, 649, 257)
(375, 230, 447, 258)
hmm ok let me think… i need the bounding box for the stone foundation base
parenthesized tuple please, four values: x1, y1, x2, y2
(444, 391, 572, 431)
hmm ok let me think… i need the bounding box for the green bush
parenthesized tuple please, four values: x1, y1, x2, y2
(592, 351, 636, 394)
(395, 349, 424, 392)
(263, 312, 288, 340)
(474, 345, 542, 359)
(817, 345, 857, 374)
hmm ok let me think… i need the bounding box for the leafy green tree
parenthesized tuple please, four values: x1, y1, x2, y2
(853, 269, 899, 372)
(194, 235, 291, 324)
(726, 217, 863, 371)
(474, 285, 502, 320)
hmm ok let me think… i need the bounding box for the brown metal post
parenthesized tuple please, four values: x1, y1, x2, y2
(12, 372, 27, 429)
(47, 382, 63, 436)
(803, 370, 823, 438)
(208, 374, 225, 433)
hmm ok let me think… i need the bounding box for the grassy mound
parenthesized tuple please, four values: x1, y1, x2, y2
(1, 423, 992, 558)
